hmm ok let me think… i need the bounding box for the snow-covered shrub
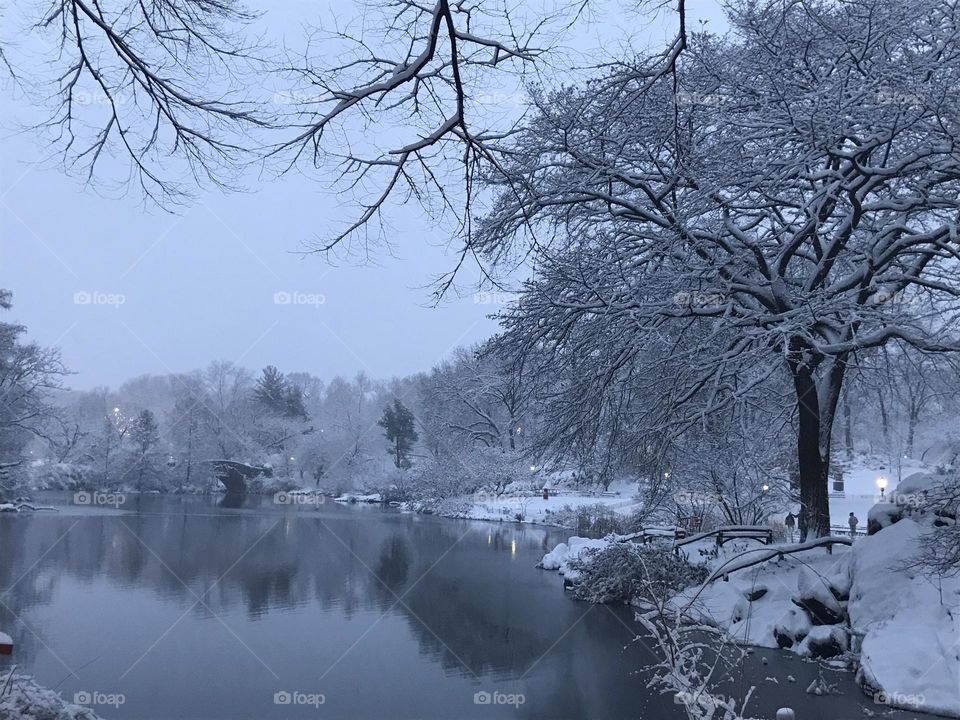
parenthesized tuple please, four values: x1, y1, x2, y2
(912, 472, 960, 576)
(23, 462, 86, 491)
(0, 674, 103, 719)
(407, 449, 530, 501)
(247, 474, 300, 495)
(567, 542, 707, 604)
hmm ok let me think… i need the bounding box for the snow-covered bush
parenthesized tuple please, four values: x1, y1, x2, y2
(0, 673, 103, 720)
(407, 448, 530, 501)
(21, 462, 85, 491)
(912, 473, 960, 577)
(567, 542, 707, 604)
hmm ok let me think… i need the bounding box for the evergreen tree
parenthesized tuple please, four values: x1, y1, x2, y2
(254, 366, 309, 420)
(378, 399, 418, 469)
(130, 409, 160, 491)
(253, 366, 289, 415)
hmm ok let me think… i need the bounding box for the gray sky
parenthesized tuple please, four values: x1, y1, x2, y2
(0, 0, 726, 390)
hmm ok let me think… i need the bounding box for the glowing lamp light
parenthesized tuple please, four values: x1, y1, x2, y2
(876, 476, 888, 497)
(113, 407, 120, 413)
(529, 465, 537, 472)
(762, 484, 770, 492)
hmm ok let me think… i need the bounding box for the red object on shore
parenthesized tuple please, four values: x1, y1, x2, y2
(543, 488, 549, 500)
(0, 631, 12, 656)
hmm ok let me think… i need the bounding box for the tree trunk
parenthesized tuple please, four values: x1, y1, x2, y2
(843, 395, 854, 458)
(877, 389, 890, 447)
(789, 350, 847, 541)
(907, 401, 918, 458)
(793, 371, 832, 539)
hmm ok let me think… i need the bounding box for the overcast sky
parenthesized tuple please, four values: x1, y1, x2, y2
(0, 0, 726, 390)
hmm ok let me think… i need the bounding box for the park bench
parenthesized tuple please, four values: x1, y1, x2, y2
(672, 525, 773, 555)
(714, 526, 774, 547)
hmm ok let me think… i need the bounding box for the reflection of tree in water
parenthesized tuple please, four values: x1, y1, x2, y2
(382, 523, 559, 678)
(2, 501, 574, 680)
(374, 533, 410, 593)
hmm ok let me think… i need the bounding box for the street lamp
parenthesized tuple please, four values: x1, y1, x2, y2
(876, 476, 888, 498)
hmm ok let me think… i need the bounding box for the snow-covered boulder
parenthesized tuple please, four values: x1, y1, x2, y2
(538, 536, 611, 574)
(849, 518, 960, 718)
(867, 502, 902, 535)
(796, 625, 848, 660)
(773, 607, 812, 649)
(539, 542, 569, 570)
(793, 567, 845, 625)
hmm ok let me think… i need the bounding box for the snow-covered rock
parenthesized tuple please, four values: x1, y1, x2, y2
(794, 566, 845, 625)
(867, 502, 902, 535)
(538, 536, 611, 574)
(796, 625, 848, 659)
(539, 542, 569, 570)
(773, 607, 812, 649)
(849, 518, 960, 718)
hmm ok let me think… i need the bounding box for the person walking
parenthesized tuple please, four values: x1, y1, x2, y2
(848, 512, 859, 538)
(784, 512, 796, 542)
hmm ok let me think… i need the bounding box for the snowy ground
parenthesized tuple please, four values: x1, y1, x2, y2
(539, 472, 960, 719)
(826, 454, 930, 530)
(457, 481, 643, 524)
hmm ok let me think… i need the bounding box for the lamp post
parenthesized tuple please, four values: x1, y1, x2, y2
(876, 476, 888, 498)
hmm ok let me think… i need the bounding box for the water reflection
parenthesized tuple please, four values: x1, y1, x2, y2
(0, 494, 935, 720)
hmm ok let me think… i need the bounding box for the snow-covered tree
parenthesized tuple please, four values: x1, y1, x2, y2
(0, 290, 67, 487)
(379, 398, 418, 469)
(475, 0, 960, 538)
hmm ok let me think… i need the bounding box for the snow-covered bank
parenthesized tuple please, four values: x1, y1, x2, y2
(539, 481, 960, 718)
(0, 674, 103, 720)
(402, 480, 647, 531)
(849, 519, 960, 717)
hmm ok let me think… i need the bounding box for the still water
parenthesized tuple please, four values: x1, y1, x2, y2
(0, 494, 933, 719)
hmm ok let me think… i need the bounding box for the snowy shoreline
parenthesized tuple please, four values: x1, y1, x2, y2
(538, 516, 959, 718)
(0, 673, 105, 720)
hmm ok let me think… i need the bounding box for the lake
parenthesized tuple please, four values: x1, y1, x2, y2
(0, 494, 934, 719)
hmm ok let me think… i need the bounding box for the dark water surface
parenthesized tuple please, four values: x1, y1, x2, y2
(0, 494, 934, 719)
